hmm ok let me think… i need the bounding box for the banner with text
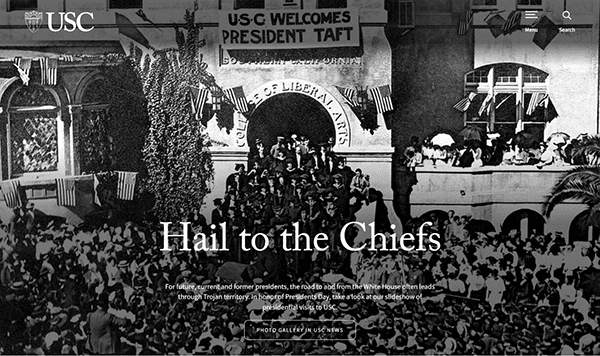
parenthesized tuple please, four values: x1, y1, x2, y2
(219, 8, 360, 50)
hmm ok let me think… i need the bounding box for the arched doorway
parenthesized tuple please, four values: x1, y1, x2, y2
(247, 93, 336, 154)
(569, 211, 599, 242)
(502, 209, 545, 237)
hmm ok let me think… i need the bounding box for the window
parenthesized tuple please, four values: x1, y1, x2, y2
(398, 1, 414, 27)
(108, 0, 143, 9)
(517, 0, 542, 8)
(234, 0, 264, 9)
(7, 85, 64, 178)
(9, 0, 37, 11)
(462, 64, 555, 141)
(471, 0, 497, 8)
(386, 0, 414, 28)
(316, 0, 346, 9)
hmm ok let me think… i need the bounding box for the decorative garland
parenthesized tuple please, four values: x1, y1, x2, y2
(139, 7, 215, 222)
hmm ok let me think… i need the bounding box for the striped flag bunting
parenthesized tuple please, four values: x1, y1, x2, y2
(47, 58, 58, 85)
(56, 177, 76, 206)
(502, 11, 521, 35)
(39, 57, 47, 85)
(39, 57, 58, 86)
(116, 13, 152, 49)
(117, 171, 137, 201)
(485, 13, 506, 38)
(458, 10, 473, 35)
(0, 179, 22, 209)
(453, 92, 477, 112)
(334, 86, 359, 107)
(495, 93, 513, 109)
(526, 93, 544, 115)
(539, 94, 549, 108)
(190, 86, 209, 119)
(478, 93, 494, 116)
(223, 86, 249, 113)
(369, 84, 394, 114)
(13, 57, 32, 85)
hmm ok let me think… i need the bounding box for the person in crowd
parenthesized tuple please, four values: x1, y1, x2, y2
(86, 293, 128, 354)
(3, 132, 600, 355)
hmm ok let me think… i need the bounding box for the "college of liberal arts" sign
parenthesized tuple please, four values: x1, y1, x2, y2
(218, 8, 360, 50)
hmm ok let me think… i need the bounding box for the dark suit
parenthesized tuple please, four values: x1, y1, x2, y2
(211, 207, 224, 227)
(86, 309, 127, 354)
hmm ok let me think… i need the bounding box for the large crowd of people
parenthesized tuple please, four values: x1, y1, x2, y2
(0, 133, 600, 355)
(403, 131, 588, 169)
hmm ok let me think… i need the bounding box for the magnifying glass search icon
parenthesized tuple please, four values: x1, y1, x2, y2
(562, 10, 572, 20)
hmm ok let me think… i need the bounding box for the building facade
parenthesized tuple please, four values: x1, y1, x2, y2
(389, 0, 600, 241)
(0, 0, 400, 226)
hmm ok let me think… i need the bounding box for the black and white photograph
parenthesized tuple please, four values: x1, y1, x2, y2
(1, 0, 600, 355)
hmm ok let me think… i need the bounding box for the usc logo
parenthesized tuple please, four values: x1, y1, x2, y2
(25, 11, 95, 33)
(47, 12, 95, 33)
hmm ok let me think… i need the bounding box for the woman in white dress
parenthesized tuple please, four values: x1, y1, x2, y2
(485, 269, 505, 310)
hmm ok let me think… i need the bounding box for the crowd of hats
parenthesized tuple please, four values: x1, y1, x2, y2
(2, 210, 600, 354)
(1, 133, 600, 354)
(206, 134, 372, 276)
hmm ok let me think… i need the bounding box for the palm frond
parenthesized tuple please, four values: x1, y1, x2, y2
(543, 166, 600, 217)
(572, 145, 600, 165)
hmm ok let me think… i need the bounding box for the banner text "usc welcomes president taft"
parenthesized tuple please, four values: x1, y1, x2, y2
(218, 8, 359, 50)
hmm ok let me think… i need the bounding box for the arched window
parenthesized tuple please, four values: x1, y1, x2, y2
(6, 84, 64, 178)
(462, 63, 557, 141)
(502, 209, 545, 237)
(569, 211, 598, 242)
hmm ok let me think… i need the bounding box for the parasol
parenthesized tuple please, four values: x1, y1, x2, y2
(459, 125, 486, 142)
(512, 131, 533, 149)
(430, 133, 455, 147)
(578, 268, 600, 296)
(548, 132, 570, 147)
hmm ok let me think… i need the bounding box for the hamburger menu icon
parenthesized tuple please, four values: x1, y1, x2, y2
(24, 10, 43, 33)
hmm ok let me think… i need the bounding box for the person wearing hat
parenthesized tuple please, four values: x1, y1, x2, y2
(211, 198, 224, 228)
(332, 158, 354, 189)
(302, 145, 320, 171)
(270, 136, 285, 158)
(86, 293, 128, 354)
(254, 138, 264, 152)
(24, 202, 36, 234)
(253, 236, 287, 284)
(226, 164, 246, 194)
(253, 145, 272, 170)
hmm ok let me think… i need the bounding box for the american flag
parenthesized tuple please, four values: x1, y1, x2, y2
(13, 57, 32, 86)
(502, 11, 521, 35)
(223, 86, 249, 113)
(117, 171, 137, 201)
(526, 93, 548, 115)
(56, 177, 76, 206)
(458, 10, 473, 35)
(369, 85, 394, 114)
(39, 57, 47, 85)
(40, 57, 58, 86)
(0, 179, 21, 209)
(453, 92, 477, 112)
(190, 86, 209, 119)
(478, 93, 494, 116)
(334, 86, 359, 107)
